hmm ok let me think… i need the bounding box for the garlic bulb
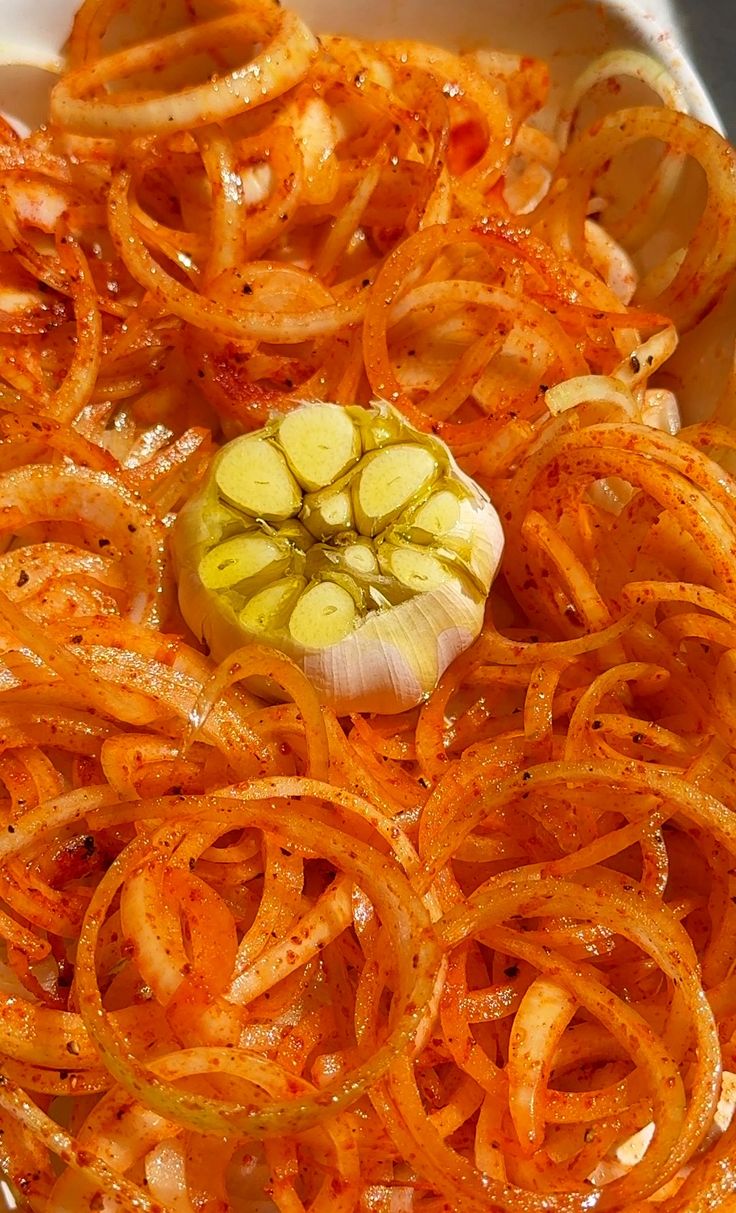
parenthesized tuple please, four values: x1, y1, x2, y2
(172, 401, 504, 714)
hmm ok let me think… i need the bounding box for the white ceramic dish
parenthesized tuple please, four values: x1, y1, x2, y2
(0, 1, 727, 1210)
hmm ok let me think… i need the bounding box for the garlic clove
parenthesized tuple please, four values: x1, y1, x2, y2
(377, 542, 461, 595)
(409, 487, 462, 540)
(216, 436, 301, 521)
(301, 487, 354, 537)
(342, 541, 379, 576)
(353, 443, 438, 537)
(278, 401, 361, 491)
(289, 579, 357, 648)
(198, 532, 289, 592)
(239, 575, 306, 634)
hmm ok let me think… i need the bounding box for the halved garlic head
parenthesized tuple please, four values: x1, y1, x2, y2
(172, 402, 504, 714)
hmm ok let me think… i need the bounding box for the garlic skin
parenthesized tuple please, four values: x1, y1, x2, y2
(172, 401, 504, 714)
(302, 580, 483, 715)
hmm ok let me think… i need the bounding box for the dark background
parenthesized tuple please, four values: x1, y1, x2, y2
(678, 1, 735, 135)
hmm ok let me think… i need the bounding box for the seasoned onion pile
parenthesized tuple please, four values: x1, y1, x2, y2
(0, 0, 734, 1210)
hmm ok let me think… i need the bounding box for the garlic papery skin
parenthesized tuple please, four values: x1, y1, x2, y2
(172, 401, 504, 714)
(301, 579, 483, 715)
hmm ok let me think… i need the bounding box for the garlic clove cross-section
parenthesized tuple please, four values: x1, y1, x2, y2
(172, 401, 504, 714)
